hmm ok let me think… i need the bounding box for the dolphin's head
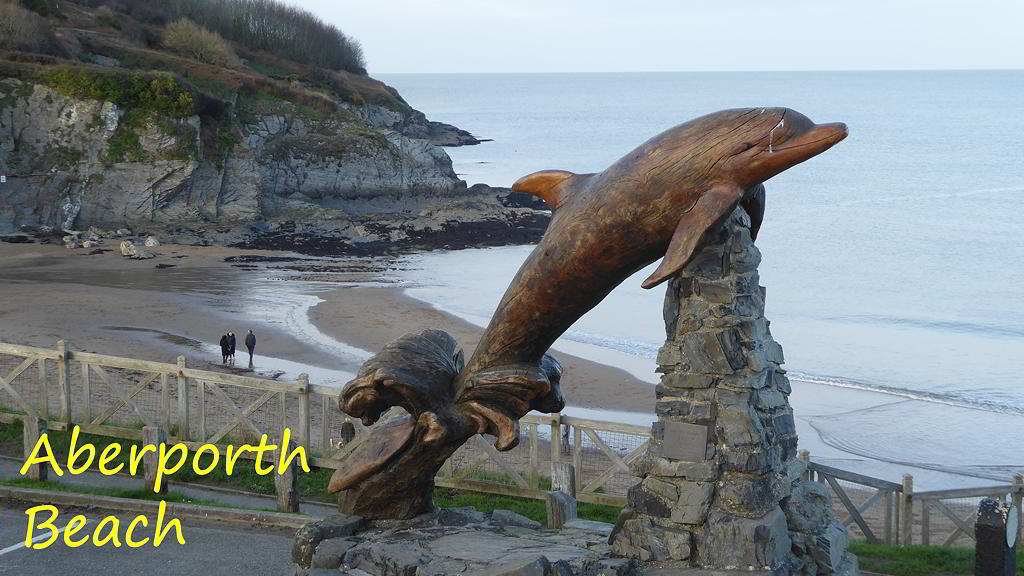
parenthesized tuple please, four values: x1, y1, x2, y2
(720, 107, 848, 188)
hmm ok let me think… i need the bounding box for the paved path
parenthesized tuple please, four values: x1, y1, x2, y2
(0, 503, 294, 575)
(0, 456, 335, 516)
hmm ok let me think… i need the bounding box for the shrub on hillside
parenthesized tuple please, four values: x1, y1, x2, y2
(0, 1, 53, 53)
(163, 18, 239, 68)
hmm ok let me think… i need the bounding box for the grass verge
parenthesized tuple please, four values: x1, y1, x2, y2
(0, 420, 620, 523)
(851, 542, 1023, 576)
(1, 477, 226, 507)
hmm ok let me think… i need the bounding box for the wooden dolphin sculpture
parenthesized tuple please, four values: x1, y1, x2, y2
(328, 107, 848, 518)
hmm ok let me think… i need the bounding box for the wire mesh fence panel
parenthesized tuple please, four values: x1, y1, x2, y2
(919, 496, 983, 546)
(83, 365, 163, 431)
(574, 427, 647, 498)
(197, 381, 280, 446)
(917, 489, 1016, 547)
(0, 351, 48, 418)
(828, 478, 893, 543)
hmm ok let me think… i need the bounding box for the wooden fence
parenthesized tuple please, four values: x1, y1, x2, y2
(805, 456, 1023, 548)
(0, 340, 650, 504)
(1, 340, 1021, 548)
(435, 413, 650, 507)
(0, 340, 357, 469)
(805, 456, 903, 545)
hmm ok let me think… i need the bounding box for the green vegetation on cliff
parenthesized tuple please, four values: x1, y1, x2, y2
(42, 66, 195, 117)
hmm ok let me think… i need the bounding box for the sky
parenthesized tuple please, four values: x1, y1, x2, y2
(297, 0, 1024, 74)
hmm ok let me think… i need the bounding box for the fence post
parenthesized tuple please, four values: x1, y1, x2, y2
(142, 425, 167, 494)
(884, 490, 894, 544)
(340, 419, 355, 445)
(22, 416, 47, 481)
(320, 394, 330, 454)
(176, 356, 189, 441)
(159, 373, 171, 432)
(551, 461, 577, 498)
(297, 374, 310, 449)
(275, 435, 300, 513)
(798, 449, 811, 481)
(893, 486, 901, 548)
(920, 500, 930, 546)
(81, 360, 91, 424)
(197, 379, 206, 442)
(901, 473, 914, 546)
(1013, 474, 1023, 548)
(549, 413, 561, 463)
(572, 425, 583, 491)
(545, 490, 577, 529)
(56, 340, 71, 424)
(528, 423, 539, 489)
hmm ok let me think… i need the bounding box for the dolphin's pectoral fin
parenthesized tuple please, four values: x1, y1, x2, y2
(641, 184, 744, 289)
(456, 354, 564, 451)
(742, 183, 766, 241)
(511, 170, 578, 210)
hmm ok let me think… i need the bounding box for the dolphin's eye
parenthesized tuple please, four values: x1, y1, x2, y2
(741, 142, 755, 152)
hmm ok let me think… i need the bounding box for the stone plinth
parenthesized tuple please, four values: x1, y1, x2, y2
(610, 207, 858, 575)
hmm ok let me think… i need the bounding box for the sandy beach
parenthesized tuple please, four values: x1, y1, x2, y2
(0, 242, 654, 414)
(2, 241, 1018, 491)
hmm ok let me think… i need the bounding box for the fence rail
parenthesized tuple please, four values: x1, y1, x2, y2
(806, 457, 903, 545)
(1, 340, 1021, 548)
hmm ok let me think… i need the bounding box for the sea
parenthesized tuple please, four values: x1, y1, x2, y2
(377, 71, 1024, 489)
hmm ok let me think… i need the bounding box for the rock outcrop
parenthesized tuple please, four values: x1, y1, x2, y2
(0, 77, 544, 253)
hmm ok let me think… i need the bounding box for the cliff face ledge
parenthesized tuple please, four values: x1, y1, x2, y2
(0, 79, 547, 252)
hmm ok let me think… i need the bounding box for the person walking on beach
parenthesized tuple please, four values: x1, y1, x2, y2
(245, 330, 256, 365)
(219, 333, 230, 363)
(227, 332, 237, 364)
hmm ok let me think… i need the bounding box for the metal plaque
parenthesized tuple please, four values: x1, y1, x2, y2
(662, 421, 708, 462)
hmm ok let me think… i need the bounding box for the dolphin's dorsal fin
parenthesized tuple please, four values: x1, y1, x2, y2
(641, 184, 744, 289)
(511, 170, 576, 210)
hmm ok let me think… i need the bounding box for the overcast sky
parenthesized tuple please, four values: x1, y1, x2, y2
(297, 0, 1023, 74)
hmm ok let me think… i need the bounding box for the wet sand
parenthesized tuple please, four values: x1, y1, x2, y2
(0, 243, 355, 376)
(0, 242, 654, 413)
(309, 287, 655, 413)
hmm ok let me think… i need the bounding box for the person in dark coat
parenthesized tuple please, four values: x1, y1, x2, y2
(227, 332, 237, 364)
(219, 333, 230, 363)
(244, 330, 256, 364)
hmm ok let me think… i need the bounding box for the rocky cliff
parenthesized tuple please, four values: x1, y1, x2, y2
(0, 72, 545, 253)
(0, 1, 545, 253)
